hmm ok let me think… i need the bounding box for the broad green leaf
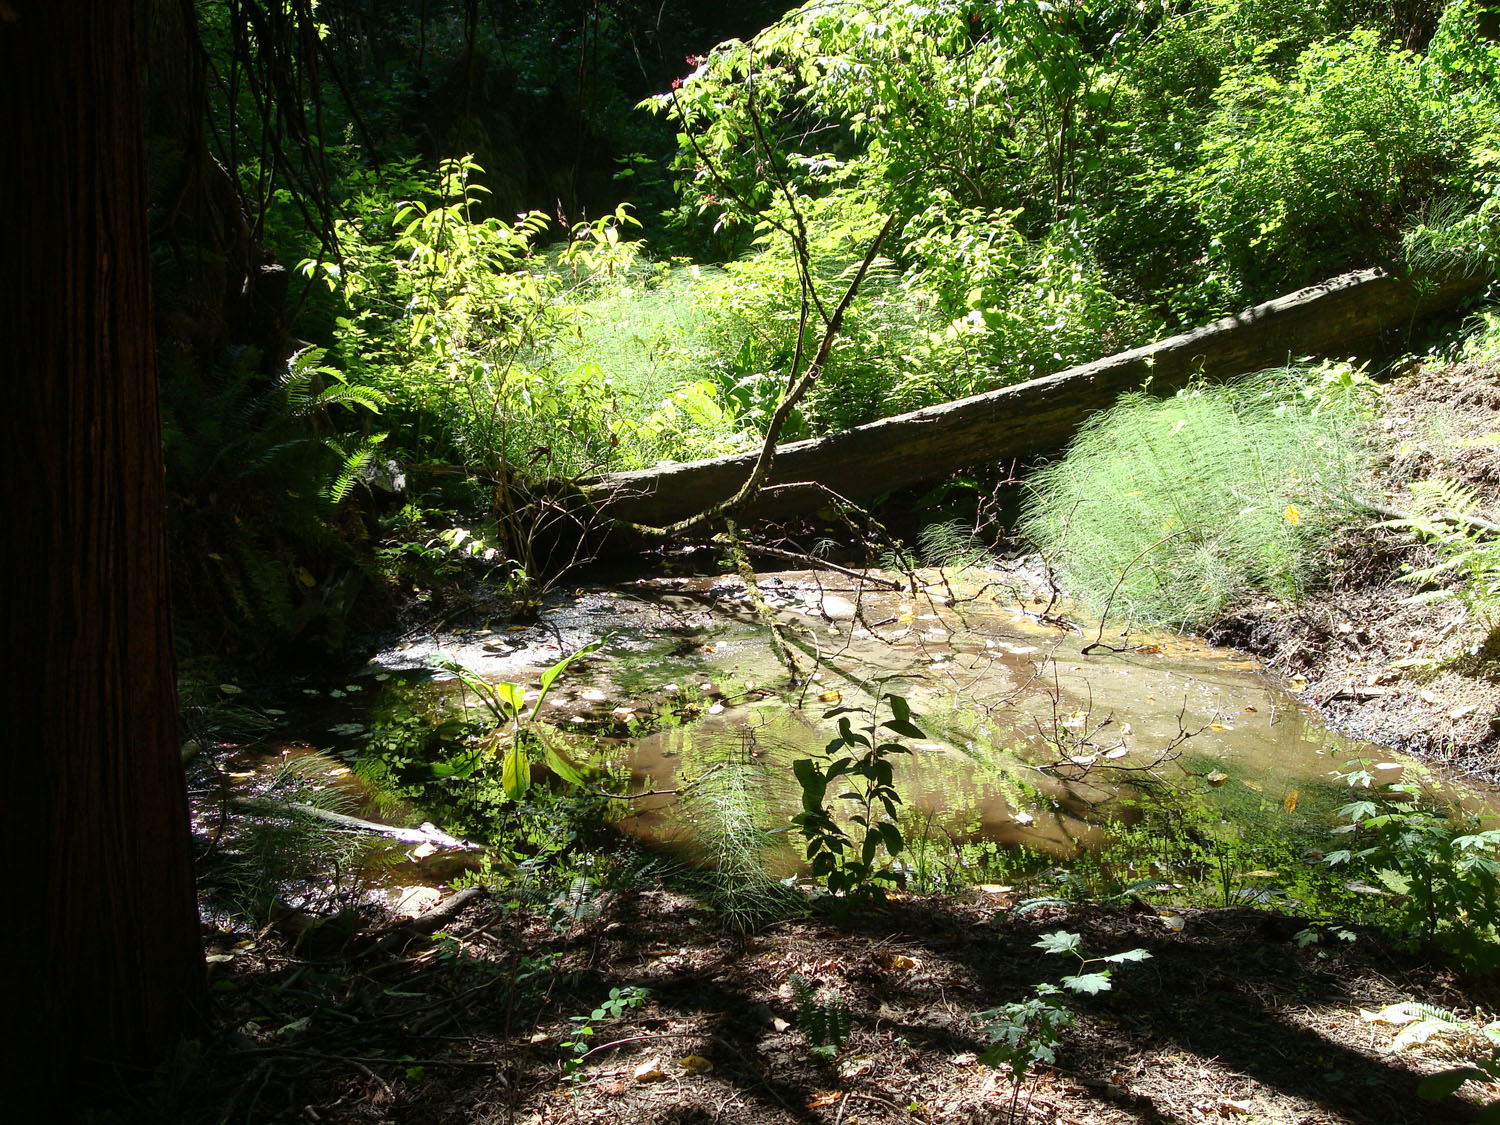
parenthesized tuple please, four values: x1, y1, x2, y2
(1099, 948, 1152, 964)
(541, 741, 586, 787)
(493, 680, 525, 718)
(501, 745, 531, 799)
(1417, 1068, 1484, 1100)
(1033, 931, 1083, 956)
(1060, 972, 1113, 996)
(532, 638, 607, 718)
(881, 718, 925, 739)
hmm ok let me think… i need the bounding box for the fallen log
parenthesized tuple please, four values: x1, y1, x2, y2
(581, 267, 1487, 529)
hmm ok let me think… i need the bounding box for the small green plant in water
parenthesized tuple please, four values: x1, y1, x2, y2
(792, 692, 923, 902)
(437, 637, 606, 799)
(979, 930, 1150, 1121)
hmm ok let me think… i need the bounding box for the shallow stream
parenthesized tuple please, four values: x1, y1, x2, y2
(209, 566, 1493, 919)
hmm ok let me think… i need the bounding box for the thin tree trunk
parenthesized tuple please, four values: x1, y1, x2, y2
(1, 0, 207, 1103)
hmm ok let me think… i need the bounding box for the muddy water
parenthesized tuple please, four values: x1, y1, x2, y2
(343, 568, 1455, 895)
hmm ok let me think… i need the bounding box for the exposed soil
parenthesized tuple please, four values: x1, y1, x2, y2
(1209, 356, 1500, 780)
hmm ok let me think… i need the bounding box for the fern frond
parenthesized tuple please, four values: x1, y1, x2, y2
(323, 434, 387, 506)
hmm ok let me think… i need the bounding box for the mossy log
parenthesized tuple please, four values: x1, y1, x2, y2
(580, 267, 1488, 529)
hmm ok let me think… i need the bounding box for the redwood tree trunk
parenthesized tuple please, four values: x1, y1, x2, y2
(1, 0, 207, 1102)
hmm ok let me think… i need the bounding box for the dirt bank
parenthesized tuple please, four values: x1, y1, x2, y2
(1210, 354, 1500, 780)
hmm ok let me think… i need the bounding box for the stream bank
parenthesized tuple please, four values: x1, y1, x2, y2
(1210, 355, 1500, 778)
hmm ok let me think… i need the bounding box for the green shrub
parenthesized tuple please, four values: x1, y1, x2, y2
(1328, 760, 1500, 971)
(1019, 364, 1375, 628)
(1187, 29, 1469, 297)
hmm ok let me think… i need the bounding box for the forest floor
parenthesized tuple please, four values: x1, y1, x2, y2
(157, 884, 1498, 1124)
(123, 358, 1500, 1124)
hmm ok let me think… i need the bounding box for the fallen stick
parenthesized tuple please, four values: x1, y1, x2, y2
(233, 797, 476, 849)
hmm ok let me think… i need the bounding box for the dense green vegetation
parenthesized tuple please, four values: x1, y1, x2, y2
(135, 5, 1500, 1111)
(156, 0, 1500, 651)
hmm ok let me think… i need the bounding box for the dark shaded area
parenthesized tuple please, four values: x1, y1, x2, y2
(111, 888, 1495, 1122)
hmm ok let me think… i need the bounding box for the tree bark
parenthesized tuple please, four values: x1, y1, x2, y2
(1, 0, 207, 1104)
(581, 267, 1488, 529)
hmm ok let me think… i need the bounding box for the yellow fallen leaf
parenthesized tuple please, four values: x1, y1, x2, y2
(678, 1055, 713, 1075)
(1283, 505, 1301, 525)
(1210, 723, 1232, 732)
(818, 690, 842, 703)
(1283, 789, 1299, 814)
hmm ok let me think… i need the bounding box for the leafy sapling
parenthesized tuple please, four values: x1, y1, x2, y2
(791, 692, 923, 902)
(1326, 759, 1500, 969)
(979, 931, 1150, 1120)
(561, 985, 650, 1079)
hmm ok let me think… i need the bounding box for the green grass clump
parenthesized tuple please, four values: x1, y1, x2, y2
(1019, 365, 1375, 629)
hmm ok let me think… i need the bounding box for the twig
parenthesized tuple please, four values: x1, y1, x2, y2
(1080, 531, 1188, 655)
(231, 796, 476, 848)
(741, 541, 904, 589)
(576, 1031, 702, 1063)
